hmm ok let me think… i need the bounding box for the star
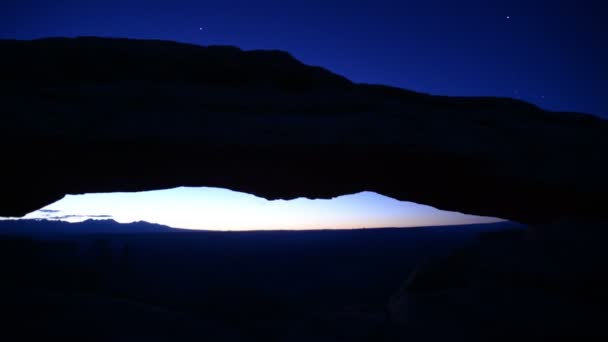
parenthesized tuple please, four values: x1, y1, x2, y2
(506, 15, 511, 20)
(199, 27, 203, 31)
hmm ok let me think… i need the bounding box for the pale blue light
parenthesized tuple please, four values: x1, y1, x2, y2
(18, 187, 502, 230)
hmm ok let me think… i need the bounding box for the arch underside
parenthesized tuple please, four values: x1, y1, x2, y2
(1, 37, 607, 224)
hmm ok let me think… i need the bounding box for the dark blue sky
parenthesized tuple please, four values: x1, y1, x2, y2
(2, 0, 607, 117)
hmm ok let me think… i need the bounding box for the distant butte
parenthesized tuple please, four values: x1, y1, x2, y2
(1, 36, 607, 223)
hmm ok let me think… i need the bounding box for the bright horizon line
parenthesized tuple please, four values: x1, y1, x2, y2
(10, 216, 509, 232)
(3, 187, 504, 231)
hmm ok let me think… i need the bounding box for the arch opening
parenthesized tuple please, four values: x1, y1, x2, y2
(4, 187, 504, 231)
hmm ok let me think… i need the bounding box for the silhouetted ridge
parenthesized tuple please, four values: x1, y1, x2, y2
(0, 219, 177, 235)
(1, 36, 353, 89)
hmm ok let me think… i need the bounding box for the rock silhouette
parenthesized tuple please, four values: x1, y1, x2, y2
(1, 36, 607, 223)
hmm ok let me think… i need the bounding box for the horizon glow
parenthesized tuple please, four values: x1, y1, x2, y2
(14, 187, 502, 230)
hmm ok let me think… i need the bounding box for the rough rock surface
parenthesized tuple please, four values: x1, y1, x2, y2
(1, 37, 607, 223)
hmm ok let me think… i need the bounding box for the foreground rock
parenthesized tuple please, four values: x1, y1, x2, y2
(1, 37, 607, 223)
(389, 224, 608, 340)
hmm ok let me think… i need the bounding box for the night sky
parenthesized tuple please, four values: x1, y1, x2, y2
(2, 0, 607, 117)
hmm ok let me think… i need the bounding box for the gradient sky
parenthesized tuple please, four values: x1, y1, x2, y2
(2, 0, 607, 117)
(18, 188, 501, 230)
